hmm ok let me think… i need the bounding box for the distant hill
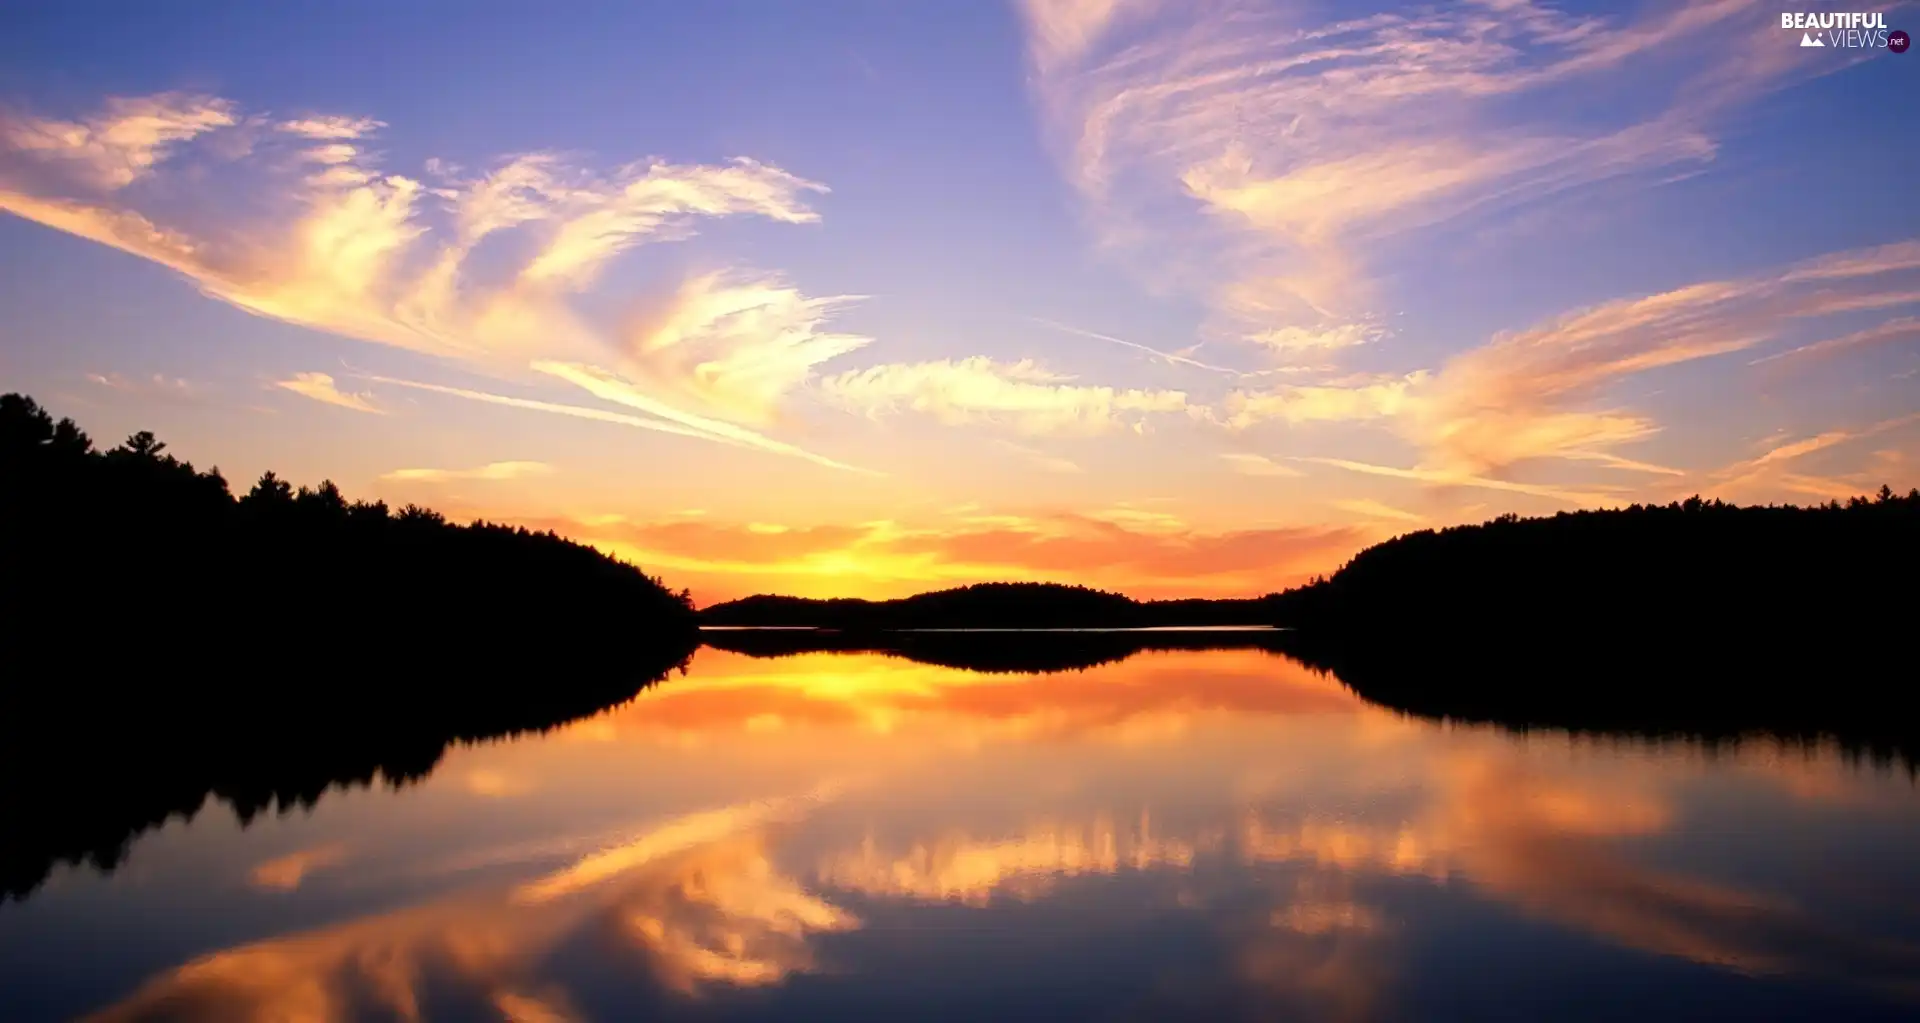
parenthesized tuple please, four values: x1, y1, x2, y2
(700, 581, 1283, 629)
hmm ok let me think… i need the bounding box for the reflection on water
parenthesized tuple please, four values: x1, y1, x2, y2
(4, 647, 1919, 1021)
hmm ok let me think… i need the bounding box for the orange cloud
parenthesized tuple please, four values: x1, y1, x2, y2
(1302, 456, 1616, 505)
(817, 812, 1204, 904)
(0, 92, 877, 472)
(620, 271, 871, 427)
(249, 843, 349, 892)
(1219, 453, 1304, 478)
(1706, 412, 1920, 500)
(532, 361, 875, 473)
(382, 461, 552, 483)
(1408, 243, 1920, 477)
(92, 797, 858, 1022)
(1, 92, 236, 190)
(1221, 375, 1423, 429)
(1211, 243, 1920, 511)
(1329, 499, 1424, 525)
(273, 371, 384, 414)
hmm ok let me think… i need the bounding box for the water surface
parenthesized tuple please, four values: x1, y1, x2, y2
(4, 646, 1918, 1021)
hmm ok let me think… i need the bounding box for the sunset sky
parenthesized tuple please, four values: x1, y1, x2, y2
(1, 1, 1915, 602)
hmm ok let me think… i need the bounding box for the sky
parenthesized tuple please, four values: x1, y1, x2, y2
(0, 0, 1916, 603)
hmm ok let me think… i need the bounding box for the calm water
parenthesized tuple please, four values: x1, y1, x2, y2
(5, 646, 1920, 1021)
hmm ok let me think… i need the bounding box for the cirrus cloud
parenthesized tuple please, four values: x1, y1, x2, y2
(1218, 241, 1920, 492)
(274, 371, 384, 414)
(819, 356, 1189, 436)
(381, 461, 553, 483)
(1, 91, 237, 190)
(0, 91, 895, 471)
(1019, 0, 1825, 355)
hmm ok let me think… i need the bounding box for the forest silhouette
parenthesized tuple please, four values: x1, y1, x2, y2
(1266, 491, 1920, 762)
(708, 492, 1920, 758)
(0, 393, 700, 900)
(7, 390, 1918, 896)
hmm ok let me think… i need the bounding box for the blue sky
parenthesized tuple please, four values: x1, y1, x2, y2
(1, 0, 1916, 600)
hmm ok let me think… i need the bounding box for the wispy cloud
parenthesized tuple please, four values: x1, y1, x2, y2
(1750, 315, 1920, 367)
(363, 371, 870, 475)
(0, 92, 875, 469)
(1407, 242, 1920, 476)
(1222, 375, 1423, 430)
(995, 439, 1086, 474)
(819, 356, 1189, 436)
(279, 115, 383, 140)
(1709, 413, 1920, 497)
(1019, 0, 1815, 353)
(381, 461, 553, 483)
(274, 371, 384, 414)
(1, 92, 236, 190)
(533, 361, 874, 473)
(1217, 242, 1920, 496)
(1021, 0, 1155, 74)
(1219, 453, 1303, 478)
(620, 271, 871, 426)
(86, 371, 199, 400)
(1331, 498, 1425, 525)
(1029, 316, 1241, 374)
(0, 99, 825, 366)
(1301, 456, 1613, 505)
(1245, 323, 1383, 356)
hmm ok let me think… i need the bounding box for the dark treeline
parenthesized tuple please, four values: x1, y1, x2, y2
(701, 626, 1291, 674)
(708, 492, 1920, 759)
(1270, 492, 1920, 759)
(0, 668, 689, 901)
(701, 581, 1282, 629)
(0, 393, 701, 899)
(704, 628, 1920, 771)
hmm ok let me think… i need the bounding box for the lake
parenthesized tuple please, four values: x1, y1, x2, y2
(5, 644, 1919, 1021)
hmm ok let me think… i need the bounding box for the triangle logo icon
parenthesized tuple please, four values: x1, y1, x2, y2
(1801, 31, 1825, 46)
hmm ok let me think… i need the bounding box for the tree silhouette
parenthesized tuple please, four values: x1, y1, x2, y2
(1266, 489, 1920, 765)
(119, 430, 165, 459)
(247, 470, 293, 504)
(0, 393, 701, 902)
(704, 483, 1920, 767)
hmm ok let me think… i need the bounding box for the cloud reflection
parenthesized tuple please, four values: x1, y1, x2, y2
(86, 651, 1920, 1019)
(818, 811, 1206, 905)
(1238, 746, 1920, 994)
(88, 796, 857, 1022)
(248, 843, 349, 892)
(586, 647, 1363, 750)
